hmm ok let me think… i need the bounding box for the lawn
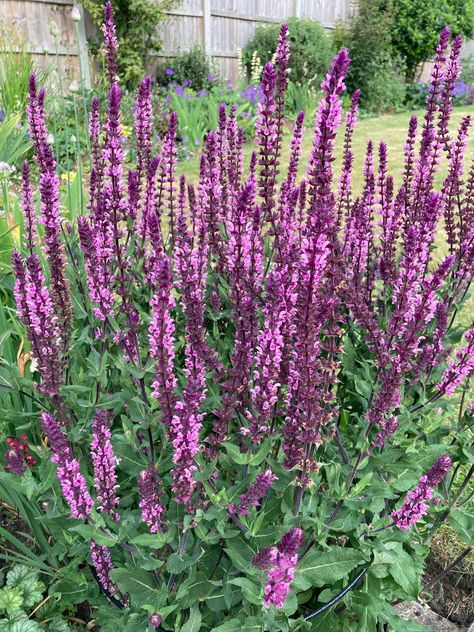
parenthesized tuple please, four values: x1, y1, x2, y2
(178, 105, 474, 193)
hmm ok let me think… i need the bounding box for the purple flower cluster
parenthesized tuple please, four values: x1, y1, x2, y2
(91, 410, 120, 520)
(41, 413, 93, 519)
(392, 455, 452, 530)
(27, 76, 71, 340)
(90, 541, 117, 594)
(252, 527, 304, 609)
(149, 255, 177, 427)
(13, 9, 474, 611)
(138, 466, 166, 533)
(228, 469, 276, 515)
(12, 253, 62, 397)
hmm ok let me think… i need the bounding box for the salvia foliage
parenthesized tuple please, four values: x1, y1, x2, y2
(3, 4, 474, 630)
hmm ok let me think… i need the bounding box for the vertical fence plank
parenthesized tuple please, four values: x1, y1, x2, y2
(75, 3, 91, 89)
(202, 0, 212, 55)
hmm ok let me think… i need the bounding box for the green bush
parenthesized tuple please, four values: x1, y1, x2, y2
(156, 45, 218, 90)
(243, 17, 332, 87)
(336, 0, 407, 113)
(83, 0, 176, 88)
(390, 0, 474, 81)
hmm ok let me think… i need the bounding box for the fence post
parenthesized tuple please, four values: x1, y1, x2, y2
(293, 0, 301, 17)
(202, 0, 212, 55)
(75, 3, 91, 89)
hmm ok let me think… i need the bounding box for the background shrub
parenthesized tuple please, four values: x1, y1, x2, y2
(389, 0, 474, 81)
(243, 17, 332, 87)
(335, 0, 406, 113)
(156, 44, 218, 90)
(83, 0, 176, 87)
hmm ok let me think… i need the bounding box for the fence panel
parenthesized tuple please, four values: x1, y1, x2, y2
(0, 0, 356, 83)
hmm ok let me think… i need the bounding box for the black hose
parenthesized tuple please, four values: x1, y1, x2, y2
(304, 566, 369, 621)
(90, 561, 368, 627)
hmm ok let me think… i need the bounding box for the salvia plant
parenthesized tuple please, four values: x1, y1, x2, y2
(3, 3, 474, 630)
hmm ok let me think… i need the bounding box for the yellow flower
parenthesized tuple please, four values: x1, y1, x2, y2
(120, 124, 131, 138)
(60, 171, 77, 182)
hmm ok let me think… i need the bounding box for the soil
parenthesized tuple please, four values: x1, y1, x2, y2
(423, 552, 474, 629)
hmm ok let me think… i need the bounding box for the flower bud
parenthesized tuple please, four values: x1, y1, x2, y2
(71, 5, 81, 21)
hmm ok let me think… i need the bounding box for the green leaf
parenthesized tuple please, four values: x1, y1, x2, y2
(49, 579, 88, 605)
(206, 586, 241, 613)
(111, 568, 164, 607)
(294, 547, 366, 591)
(228, 578, 261, 605)
(449, 509, 474, 545)
(222, 441, 272, 466)
(166, 546, 205, 574)
(68, 524, 118, 547)
(210, 619, 242, 631)
(45, 618, 70, 632)
(175, 573, 218, 606)
(383, 543, 420, 598)
(6, 567, 43, 609)
(130, 532, 172, 549)
(180, 605, 202, 632)
(0, 612, 42, 632)
(0, 587, 23, 616)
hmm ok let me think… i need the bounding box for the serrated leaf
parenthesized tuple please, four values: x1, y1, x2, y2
(294, 547, 365, 591)
(45, 618, 70, 632)
(384, 543, 420, 598)
(0, 612, 42, 632)
(0, 587, 23, 616)
(5, 567, 43, 608)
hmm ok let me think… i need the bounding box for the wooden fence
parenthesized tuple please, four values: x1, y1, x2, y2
(0, 0, 357, 85)
(158, 0, 358, 79)
(1, 0, 90, 86)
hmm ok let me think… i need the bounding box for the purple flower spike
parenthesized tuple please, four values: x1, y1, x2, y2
(392, 455, 452, 530)
(229, 470, 276, 515)
(138, 466, 166, 533)
(91, 410, 120, 520)
(41, 413, 93, 519)
(262, 527, 304, 609)
(90, 541, 117, 594)
(102, 0, 119, 85)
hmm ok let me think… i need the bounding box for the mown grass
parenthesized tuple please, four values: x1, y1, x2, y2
(178, 105, 474, 190)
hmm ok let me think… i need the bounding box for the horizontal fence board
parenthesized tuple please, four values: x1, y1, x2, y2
(1, 0, 359, 84)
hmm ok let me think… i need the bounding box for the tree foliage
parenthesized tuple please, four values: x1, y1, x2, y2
(83, 0, 176, 87)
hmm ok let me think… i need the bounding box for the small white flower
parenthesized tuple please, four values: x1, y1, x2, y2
(70, 134, 77, 144)
(69, 80, 80, 93)
(71, 5, 81, 21)
(0, 162, 14, 176)
(46, 133, 54, 145)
